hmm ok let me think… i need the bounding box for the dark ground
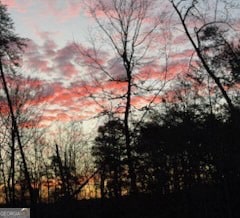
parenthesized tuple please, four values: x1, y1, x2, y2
(1, 183, 239, 218)
(23, 183, 240, 218)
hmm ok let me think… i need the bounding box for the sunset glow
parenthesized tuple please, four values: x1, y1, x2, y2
(1, 1, 240, 216)
(0, 0, 203, 130)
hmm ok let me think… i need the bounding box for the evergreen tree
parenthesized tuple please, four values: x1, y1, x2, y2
(92, 119, 126, 198)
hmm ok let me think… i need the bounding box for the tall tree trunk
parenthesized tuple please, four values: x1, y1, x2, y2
(100, 169, 105, 199)
(0, 60, 34, 205)
(10, 128, 15, 205)
(55, 144, 68, 198)
(0, 152, 9, 204)
(124, 71, 137, 194)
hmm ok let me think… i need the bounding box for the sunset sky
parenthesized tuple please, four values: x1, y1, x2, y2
(2, 0, 106, 129)
(2, 0, 239, 131)
(0, 0, 162, 129)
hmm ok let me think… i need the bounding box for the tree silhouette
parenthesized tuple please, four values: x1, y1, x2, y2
(0, 2, 34, 205)
(135, 102, 226, 194)
(170, 0, 238, 118)
(79, 0, 162, 193)
(92, 119, 126, 198)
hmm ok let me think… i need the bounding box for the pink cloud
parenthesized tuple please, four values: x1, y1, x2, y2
(41, 0, 83, 22)
(2, 0, 82, 21)
(56, 112, 71, 121)
(20, 41, 195, 127)
(1, 0, 17, 7)
(53, 43, 79, 77)
(74, 43, 109, 70)
(131, 95, 163, 108)
(172, 34, 189, 45)
(23, 39, 80, 78)
(61, 63, 79, 77)
(23, 39, 53, 74)
(137, 66, 162, 81)
(42, 39, 58, 56)
(1, 0, 32, 13)
(54, 43, 76, 62)
(35, 31, 61, 42)
(170, 49, 196, 62)
(16, 63, 193, 126)
(29, 59, 51, 73)
(30, 80, 123, 124)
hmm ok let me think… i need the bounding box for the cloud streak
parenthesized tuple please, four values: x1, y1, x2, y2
(20, 30, 196, 127)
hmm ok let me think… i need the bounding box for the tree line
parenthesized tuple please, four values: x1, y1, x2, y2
(0, 1, 240, 217)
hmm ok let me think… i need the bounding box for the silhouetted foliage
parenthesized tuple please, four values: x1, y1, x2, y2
(0, 1, 34, 206)
(1, 1, 240, 218)
(92, 119, 126, 198)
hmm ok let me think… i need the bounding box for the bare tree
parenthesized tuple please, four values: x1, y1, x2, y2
(78, 0, 163, 194)
(0, 75, 45, 205)
(0, 2, 35, 204)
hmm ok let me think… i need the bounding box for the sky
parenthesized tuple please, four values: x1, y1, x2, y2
(2, 0, 240, 132)
(2, 0, 103, 129)
(1, 0, 172, 130)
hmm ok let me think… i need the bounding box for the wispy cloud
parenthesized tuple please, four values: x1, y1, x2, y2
(3, 0, 83, 21)
(1, 0, 31, 13)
